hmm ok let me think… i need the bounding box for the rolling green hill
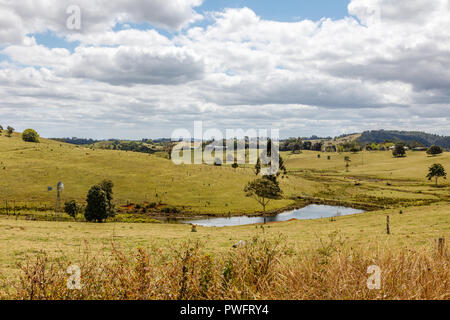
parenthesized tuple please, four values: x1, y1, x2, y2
(1, 131, 449, 218)
(0, 132, 298, 215)
(357, 130, 450, 149)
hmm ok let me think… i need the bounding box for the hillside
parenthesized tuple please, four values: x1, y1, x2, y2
(0, 132, 297, 215)
(357, 130, 450, 148)
(1, 131, 449, 218)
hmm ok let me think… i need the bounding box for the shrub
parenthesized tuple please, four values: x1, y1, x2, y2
(393, 144, 406, 157)
(161, 206, 179, 214)
(64, 200, 83, 219)
(427, 145, 443, 156)
(146, 202, 157, 209)
(6, 126, 14, 137)
(22, 129, 40, 143)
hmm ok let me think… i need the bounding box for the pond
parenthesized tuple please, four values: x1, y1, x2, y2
(184, 204, 364, 227)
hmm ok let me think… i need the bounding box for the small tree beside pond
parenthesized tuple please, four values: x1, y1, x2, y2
(244, 178, 283, 224)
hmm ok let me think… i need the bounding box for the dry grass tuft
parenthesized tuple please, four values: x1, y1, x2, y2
(1, 233, 448, 300)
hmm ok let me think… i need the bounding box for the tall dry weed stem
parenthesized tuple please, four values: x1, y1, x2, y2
(1, 233, 448, 300)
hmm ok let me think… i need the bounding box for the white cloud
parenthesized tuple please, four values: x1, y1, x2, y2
(65, 46, 204, 86)
(0, 0, 449, 138)
(0, 0, 203, 44)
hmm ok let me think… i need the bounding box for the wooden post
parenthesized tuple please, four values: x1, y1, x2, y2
(5, 200, 8, 215)
(386, 215, 390, 235)
(438, 238, 445, 255)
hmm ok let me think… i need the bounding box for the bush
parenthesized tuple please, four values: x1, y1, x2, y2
(427, 145, 443, 156)
(392, 144, 406, 157)
(161, 206, 179, 214)
(64, 200, 83, 219)
(6, 126, 14, 137)
(146, 202, 157, 209)
(22, 129, 40, 143)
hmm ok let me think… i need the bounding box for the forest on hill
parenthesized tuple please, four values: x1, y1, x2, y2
(357, 130, 450, 149)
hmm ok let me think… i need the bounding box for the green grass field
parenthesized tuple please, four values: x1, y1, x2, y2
(0, 133, 449, 298)
(1, 133, 448, 215)
(1, 202, 448, 280)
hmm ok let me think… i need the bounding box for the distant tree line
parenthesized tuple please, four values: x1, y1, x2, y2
(51, 137, 99, 145)
(358, 130, 450, 149)
(104, 140, 157, 154)
(280, 138, 324, 152)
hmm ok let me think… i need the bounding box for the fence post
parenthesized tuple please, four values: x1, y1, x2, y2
(386, 215, 390, 235)
(438, 238, 445, 255)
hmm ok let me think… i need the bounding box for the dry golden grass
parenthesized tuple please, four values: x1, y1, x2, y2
(1, 234, 448, 300)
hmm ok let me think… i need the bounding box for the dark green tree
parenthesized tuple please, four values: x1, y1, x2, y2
(244, 178, 283, 224)
(22, 128, 40, 143)
(303, 141, 312, 150)
(427, 163, 447, 186)
(392, 144, 406, 157)
(84, 180, 115, 222)
(291, 140, 302, 153)
(64, 200, 83, 220)
(84, 185, 108, 222)
(6, 126, 14, 137)
(99, 179, 115, 217)
(426, 145, 443, 156)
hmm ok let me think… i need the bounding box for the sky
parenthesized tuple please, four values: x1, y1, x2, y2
(0, 0, 449, 139)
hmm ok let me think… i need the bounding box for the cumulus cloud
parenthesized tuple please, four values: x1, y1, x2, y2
(65, 46, 204, 86)
(0, 0, 449, 138)
(0, 0, 203, 44)
(348, 0, 446, 26)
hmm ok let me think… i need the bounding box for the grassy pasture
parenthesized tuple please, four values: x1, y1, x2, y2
(0, 202, 448, 278)
(1, 133, 448, 216)
(0, 133, 449, 299)
(0, 133, 296, 214)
